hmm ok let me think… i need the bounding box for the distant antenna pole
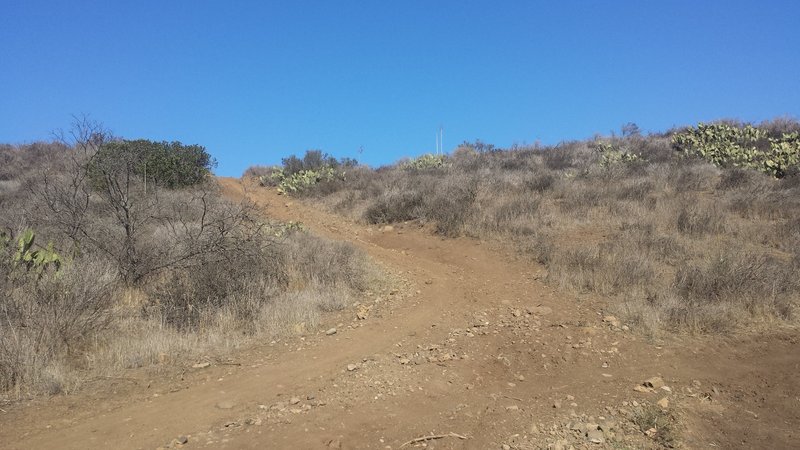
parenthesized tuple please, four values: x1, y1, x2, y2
(440, 125, 443, 154)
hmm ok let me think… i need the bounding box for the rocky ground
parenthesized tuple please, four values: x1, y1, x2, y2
(1, 178, 798, 449)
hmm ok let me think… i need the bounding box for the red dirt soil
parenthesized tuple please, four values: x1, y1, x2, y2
(1, 178, 798, 449)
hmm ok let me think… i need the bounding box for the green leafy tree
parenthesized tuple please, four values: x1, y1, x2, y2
(91, 139, 216, 189)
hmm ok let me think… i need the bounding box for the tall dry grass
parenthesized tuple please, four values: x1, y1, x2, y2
(0, 140, 382, 399)
(256, 126, 800, 335)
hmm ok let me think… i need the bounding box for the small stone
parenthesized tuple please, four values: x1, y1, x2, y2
(587, 429, 605, 444)
(553, 400, 562, 409)
(215, 400, 235, 410)
(633, 385, 651, 393)
(382, 225, 394, 232)
(506, 405, 519, 411)
(326, 328, 337, 336)
(512, 309, 522, 317)
(502, 445, 511, 450)
(569, 421, 586, 432)
(399, 358, 410, 365)
(289, 397, 301, 405)
(192, 362, 211, 369)
(347, 364, 358, 371)
(176, 435, 188, 445)
(657, 397, 669, 409)
(599, 419, 617, 431)
(270, 401, 287, 411)
(602, 315, 621, 328)
(643, 376, 665, 390)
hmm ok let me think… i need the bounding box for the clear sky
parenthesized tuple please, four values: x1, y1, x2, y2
(2, 1, 798, 176)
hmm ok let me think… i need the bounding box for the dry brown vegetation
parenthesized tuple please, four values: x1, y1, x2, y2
(258, 120, 800, 336)
(0, 122, 378, 399)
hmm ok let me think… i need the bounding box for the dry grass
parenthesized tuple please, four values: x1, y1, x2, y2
(0, 227, 377, 399)
(266, 130, 800, 336)
(0, 142, 382, 399)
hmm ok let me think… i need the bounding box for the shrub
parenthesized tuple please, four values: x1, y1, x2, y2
(426, 175, 478, 236)
(523, 173, 556, 192)
(91, 139, 216, 189)
(674, 251, 797, 308)
(0, 257, 117, 393)
(364, 190, 424, 224)
(242, 165, 275, 179)
(676, 204, 727, 235)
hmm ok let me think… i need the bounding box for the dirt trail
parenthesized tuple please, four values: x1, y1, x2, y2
(2, 178, 798, 449)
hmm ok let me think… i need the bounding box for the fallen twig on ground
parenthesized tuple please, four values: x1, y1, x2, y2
(400, 432, 468, 447)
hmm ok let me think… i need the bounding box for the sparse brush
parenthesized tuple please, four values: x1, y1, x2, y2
(630, 404, 678, 448)
(268, 123, 800, 337)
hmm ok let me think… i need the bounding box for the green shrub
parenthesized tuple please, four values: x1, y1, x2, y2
(91, 139, 215, 189)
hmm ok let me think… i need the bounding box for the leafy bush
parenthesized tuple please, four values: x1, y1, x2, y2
(281, 150, 355, 176)
(673, 123, 800, 177)
(91, 139, 215, 189)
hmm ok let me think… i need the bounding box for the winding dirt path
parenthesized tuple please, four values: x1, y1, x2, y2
(1, 178, 798, 449)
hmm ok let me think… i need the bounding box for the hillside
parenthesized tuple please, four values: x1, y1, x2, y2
(2, 120, 800, 449)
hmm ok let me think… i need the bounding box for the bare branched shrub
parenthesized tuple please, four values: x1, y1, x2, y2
(242, 165, 276, 179)
(364, 189, 424, 224)
(0, 259, 117, 394)
(523, 172, 556, 193)
(426, 174, 478, 236)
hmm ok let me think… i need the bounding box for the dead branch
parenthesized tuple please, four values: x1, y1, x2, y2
(400, 432, 468, 448)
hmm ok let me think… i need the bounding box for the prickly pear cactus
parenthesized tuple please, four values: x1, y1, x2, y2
(10, 229, 62, 274)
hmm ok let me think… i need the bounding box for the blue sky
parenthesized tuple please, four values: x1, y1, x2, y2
(1, 1, 798, 176)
